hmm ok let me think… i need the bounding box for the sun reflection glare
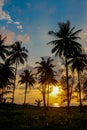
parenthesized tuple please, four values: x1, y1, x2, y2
(53, 103, 59, 107)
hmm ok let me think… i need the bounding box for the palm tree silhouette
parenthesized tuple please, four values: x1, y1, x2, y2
(35, 57, 57, 108)
(18, 69, 36, 104)
(0, 59, 15, 103)
(47, 20, 82, 111)
(0, 35, 9, 60)
(8, 41, 28, 103)
(68, 53, 87, 108)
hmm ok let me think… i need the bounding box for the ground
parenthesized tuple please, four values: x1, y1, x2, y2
(0, 104, 87, 130)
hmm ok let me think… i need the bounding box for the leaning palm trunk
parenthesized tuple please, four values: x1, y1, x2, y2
(65, 57, 70, 112)
(24, 82, 27, 104)
(78, 72, 82, 107)
(12, 61, 17, 104)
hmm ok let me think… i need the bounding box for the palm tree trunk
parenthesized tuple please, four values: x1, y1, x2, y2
(12, 61, 17, 104)
(1, 88, 3, 103)
(78, 71, 82, 107)
(69, 72, 74, 105)
(65, 57, 70, 112)
(47, 84, 49, 107)
(24, 82, 27, 104)
(42, 85, 46, 108)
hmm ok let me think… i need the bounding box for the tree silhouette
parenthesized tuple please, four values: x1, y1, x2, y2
(8, 41, 28, 103)
(47, 20, 82, 111)
(0, 35, 9, 60)
(35, 57, 57, 108)
(68, 53, 87, 108)
(0, 59, 15, 103)
(19, 69, 36, 104)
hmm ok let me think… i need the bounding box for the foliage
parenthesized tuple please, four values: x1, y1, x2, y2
(19, 69, 36, 104)
(35, 57, 58, 107)
(0, 35, 9, 60)
(8, 41, 28, 103)
(0, 105, 87, 130)
(47, 20, 82, 111)
(35, 99, 42, 107)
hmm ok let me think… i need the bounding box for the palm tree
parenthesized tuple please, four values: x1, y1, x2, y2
(0, 35, 9, 60)
(35, 57, 57, 108)
(18, 69, 36, 104)
(0, 59, 15, 103)
(8, 41, 28, 103)
(68, 53, 87, 108)
(47, 20, 82, 111)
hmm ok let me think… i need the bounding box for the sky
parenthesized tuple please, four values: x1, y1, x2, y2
(0, 0, 87, 67)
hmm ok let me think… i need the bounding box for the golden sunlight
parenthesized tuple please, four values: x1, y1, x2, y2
(50, 86, 61, 96)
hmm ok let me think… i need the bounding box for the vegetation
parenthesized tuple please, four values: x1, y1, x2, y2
(47, 20, 84, 111)
(18, 69, 36, 104)
(0, 20, 87, 129)
(35, 57, 58, 108)
(68, 52, 87, 109)
(8, 41, 28, 103)
(0, 104, 87, 130)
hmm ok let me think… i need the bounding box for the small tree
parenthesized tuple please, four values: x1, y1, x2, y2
(19, 69, 36, 104)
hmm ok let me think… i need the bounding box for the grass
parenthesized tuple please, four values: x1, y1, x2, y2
(0, 104, 87, 130)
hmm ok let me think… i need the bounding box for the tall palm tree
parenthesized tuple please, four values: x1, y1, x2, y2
(68, 53, 87, 107)
(35, 57, 57, 108)
(18, 69, 36, 104)
(47, 20, 82, 111)
(0, 59, 15, 103)
(0, 35, 9, 60)
(8, 41, 28, 103)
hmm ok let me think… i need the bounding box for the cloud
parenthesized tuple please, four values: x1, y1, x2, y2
(84, 47, 87, 52)
(14, 21, 23, 31)
(16, 34, 30, 44)
(0, 28, 15, 45)
(17, 25, 23, 30)
(0, 0, 23, 31)
(0, 27, 30, 45)
(14, 21, 20, 25)
(4, 31, 15, 45)
(0, 0, 12, 23)
(82, 32, 87, 37)
(79, 31, 87, 47)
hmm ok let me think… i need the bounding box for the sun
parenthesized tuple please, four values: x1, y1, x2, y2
(51, 86, 61, 96)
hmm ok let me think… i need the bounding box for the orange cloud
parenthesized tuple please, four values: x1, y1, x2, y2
(0, 28, 15, 45)
(0, 28, 30, 45)
(16, 34, 30, 44)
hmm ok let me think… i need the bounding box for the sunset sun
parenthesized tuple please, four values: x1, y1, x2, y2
(51, 86, 61, 96)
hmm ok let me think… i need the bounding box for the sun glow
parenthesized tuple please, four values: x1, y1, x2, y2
(51, 86, 61, 96)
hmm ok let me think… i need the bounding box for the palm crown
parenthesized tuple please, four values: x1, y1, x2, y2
(8, 41, 28, 65)
(0, 35, 9, 60)
(47, 20, 82, 58)
(19, 70, 36, 87)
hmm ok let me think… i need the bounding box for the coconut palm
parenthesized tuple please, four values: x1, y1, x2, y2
(68, 53, 87, 108)
(0, 59, 15, 103)
(35, 57, 57, 107)
(18, 69, 36, 104)
(0, 35, 9, 60)
(8, 41, 28, 103)
(47, 20, 82, 111)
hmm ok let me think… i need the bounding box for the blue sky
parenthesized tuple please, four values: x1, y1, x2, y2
(0, 0, 87, 66)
